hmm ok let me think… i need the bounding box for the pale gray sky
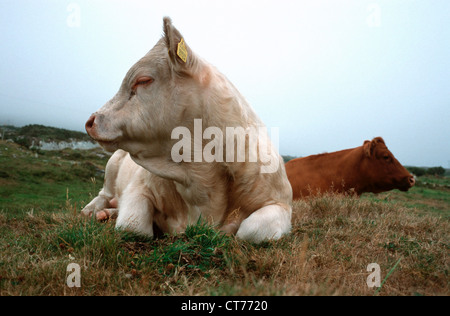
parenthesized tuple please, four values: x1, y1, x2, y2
(0, 0, 449, 167)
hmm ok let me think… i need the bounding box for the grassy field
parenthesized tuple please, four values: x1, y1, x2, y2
(0, 140, 448, 296)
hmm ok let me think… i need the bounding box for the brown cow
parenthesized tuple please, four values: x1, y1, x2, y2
(285, 137, 415, 199)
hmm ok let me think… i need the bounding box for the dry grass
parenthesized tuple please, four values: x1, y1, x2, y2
(202, 194, 448, 296)
(0, 193, 448, 296)
(284, 195, 448, 295)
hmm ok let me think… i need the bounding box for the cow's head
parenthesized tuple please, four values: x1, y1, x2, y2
(362, 137, 415, 192)
(85, 17, 210, 157)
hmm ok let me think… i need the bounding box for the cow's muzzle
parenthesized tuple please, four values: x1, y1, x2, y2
(86, 113, 109, 140)
(400, 175, 416, 191)
(408, 175, 415, 187)
(85, 113, 121, 152)
(85, 114, 96, 136)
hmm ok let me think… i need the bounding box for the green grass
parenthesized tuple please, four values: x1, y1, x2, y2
(0, 209, 240, 295)
(417, 175, 450, 187)
(0, 141, 107, 217)
(146, 221, 235, 274)
(50, 215, 236, 275)
(362, 177, 450, 218)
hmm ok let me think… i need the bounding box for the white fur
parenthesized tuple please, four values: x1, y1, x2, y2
(236, 205, 292, 243)
(82, 18, 293, 243)
(115, 184, 154, 237)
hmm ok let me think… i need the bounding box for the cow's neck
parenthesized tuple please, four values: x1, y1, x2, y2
(312, 147, 366, 194)
(202, 69, 262, 129)
(351, 146, 375, 194)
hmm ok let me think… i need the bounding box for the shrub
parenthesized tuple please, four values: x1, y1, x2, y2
(407, 166, 426, 177)
(426, 166, 445, 176)
(407, 166, 446, 177)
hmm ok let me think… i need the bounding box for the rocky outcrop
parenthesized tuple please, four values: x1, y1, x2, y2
(31, 139, 99, 151)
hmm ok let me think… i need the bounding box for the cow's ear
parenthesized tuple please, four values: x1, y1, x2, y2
(373, 137, 385, 145)
(163, 17, 196, 76)
(363, 140, 372, 157)
(364, 139, 380, 158)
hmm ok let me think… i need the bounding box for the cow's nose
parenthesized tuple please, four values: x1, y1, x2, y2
(409, 176, 415, 187)
(85, 115, 96, 133)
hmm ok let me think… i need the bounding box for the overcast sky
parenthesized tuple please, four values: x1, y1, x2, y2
(0, 0, 449, 167)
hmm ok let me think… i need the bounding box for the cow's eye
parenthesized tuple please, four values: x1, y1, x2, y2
(132, 77, 154, 91)
(383, 155, 390, 161)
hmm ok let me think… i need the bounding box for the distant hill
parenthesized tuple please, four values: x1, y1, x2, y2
(0, 125, 447, 176)
(282, 155, 298, 163)
(0, 124, 98, 150)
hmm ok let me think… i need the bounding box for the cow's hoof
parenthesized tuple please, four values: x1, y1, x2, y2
(96, 210, 110, 222)
(95, 209, 118, 222)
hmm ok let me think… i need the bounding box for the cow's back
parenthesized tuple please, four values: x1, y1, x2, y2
(285, 155, 331, 199)
(285, 149, 358, 199)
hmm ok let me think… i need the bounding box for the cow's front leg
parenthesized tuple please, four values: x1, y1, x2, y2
(236, 204, 292, 244)
(115, 186, 154, 237)
(81, 150, 125, 219)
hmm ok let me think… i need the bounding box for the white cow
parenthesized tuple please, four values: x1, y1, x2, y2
(81, 17, 292, 243)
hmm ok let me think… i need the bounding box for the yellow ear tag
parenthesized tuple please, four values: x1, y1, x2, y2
(177, 38, 188, 63)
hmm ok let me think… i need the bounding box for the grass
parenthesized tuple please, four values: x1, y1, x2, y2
(362, 178, 450, 218)
(0, 140, 449, 296)
(0, 141, 107, 216)
(0, 212, 239, 295)
(1, 194, 448, 296)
